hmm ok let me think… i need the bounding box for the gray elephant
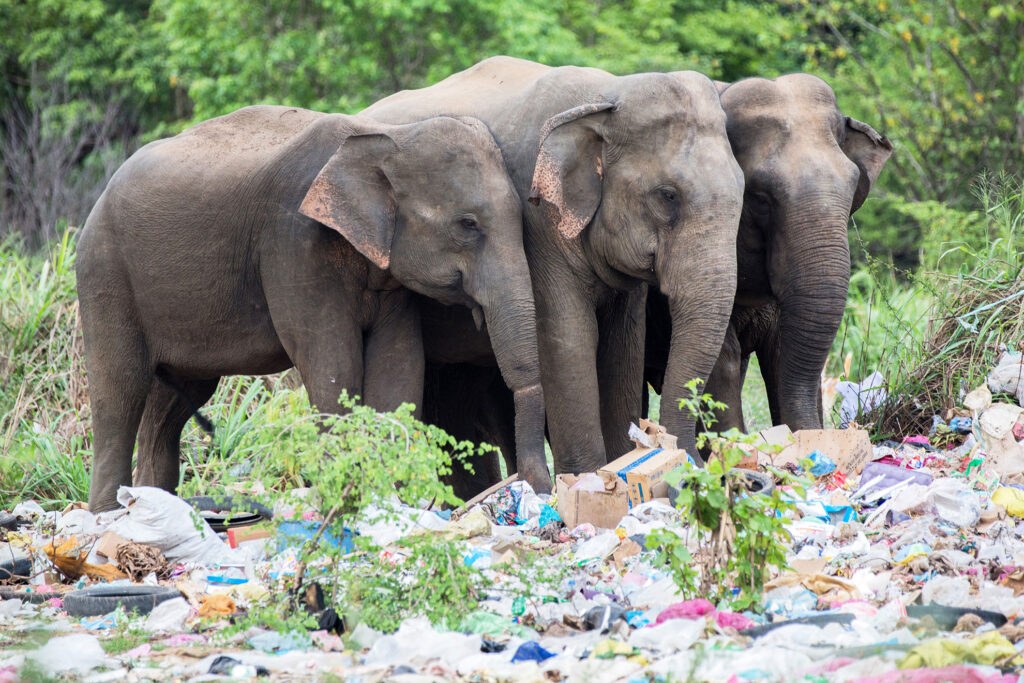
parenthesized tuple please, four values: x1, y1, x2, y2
(645, 74, 893, 433)
(77, 105, 548, 512)
(363, 56, 744, 473)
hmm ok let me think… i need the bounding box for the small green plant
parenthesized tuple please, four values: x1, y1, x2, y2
(646, 379, 804, 611)
(192, 387, 493, 630)
(344, 534, 485, 633)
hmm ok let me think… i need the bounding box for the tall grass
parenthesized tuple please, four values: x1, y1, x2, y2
(832, 174, 1023, 436)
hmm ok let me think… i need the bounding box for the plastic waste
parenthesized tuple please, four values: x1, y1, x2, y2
(27, 633, 109, 675)
(510, 641, 556, 663)
(570, 473, 606, 492)
(627, 617, 705, 653)
(898, 631, 1015, 669)
(209, 655, 270, 677)
(835, 370, 887, 428)
(656, 599, 715, 623)
(804, 450, 837, 476)
(105, 486, 238, 566)
(991, 487, 1024, 517)
(366, 617, 483, 666)
(583, 604, 626, 632)
(574, 531, 620, 562)
(929, 479, 981, 528)
(144, 597, 191, 632)
(458, 610, 537, 639)
(987, 350, 1024, 407)
(248, 630, 312, 653)
(855, 462, 933, 500)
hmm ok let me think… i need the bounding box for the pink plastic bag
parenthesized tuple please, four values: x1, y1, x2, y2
(655, 599, 715, 623)
(715, 611, 754, 630)
(848, 666, 1018, 683)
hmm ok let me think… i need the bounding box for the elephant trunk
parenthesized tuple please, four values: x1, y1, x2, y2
(481, 293, 550, 493)
(773, 207, 851, 430)
(657, 203, 739, 462)
(660, 289, 735, 464)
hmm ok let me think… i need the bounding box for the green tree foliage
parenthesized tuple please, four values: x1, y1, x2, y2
(1, 0, 1019, 260)
(793, 0, 1024, 207)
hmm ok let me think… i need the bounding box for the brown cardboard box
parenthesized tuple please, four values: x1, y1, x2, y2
(754, 425, 873, 474)
(598, 448, 689, 508)
(555, 474, 630, 529)
(94, 530, 130, 559)
(592, 419, 690, 508)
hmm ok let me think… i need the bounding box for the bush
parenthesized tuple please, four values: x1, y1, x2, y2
(646, 381, 803, 611)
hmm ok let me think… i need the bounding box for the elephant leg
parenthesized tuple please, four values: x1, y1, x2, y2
(535, 286, 603, 474)
(362, 292, 424, 415)
(704, 323, 746, 434)
(757, 331, 785, 427)
(596, 284, 646, 460)
(136, 376, 220, 493)
(477, 372, 517, 479)
(423, 363, 500, 501)
(82, 305, 152, 513)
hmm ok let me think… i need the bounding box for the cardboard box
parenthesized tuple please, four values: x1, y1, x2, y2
(94, 531, 130, 559)
(598, 448, 688, 508)
(754, 425, 873, 474)
(555, 473, 630, 529)
(594, 419, 690, 508)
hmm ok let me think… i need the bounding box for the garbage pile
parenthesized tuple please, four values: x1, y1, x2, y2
(4, 360, 1024, 681)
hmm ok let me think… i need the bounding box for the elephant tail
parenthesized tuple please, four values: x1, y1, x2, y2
(154, 367, 215, 436)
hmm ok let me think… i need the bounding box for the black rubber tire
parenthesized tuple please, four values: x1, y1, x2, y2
(185, 495, 273, 532)
(906, 603, 1006, 630)
(0, 557, 31, 582)
(0, 588, 61, 604)
(740, 612, 855, 637)
(63, 584, 183, 617)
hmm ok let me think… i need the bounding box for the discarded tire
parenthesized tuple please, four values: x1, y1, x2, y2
(185, 495, 273, 533)
(63, 584, 183, 617)
(906, 603, 1006, 630)
(0, 556, 31, 582)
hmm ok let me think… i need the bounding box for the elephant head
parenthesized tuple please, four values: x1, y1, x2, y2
(528, 72, 744, 458)
(713, 74, 893, 429)
(301, 115, 549, 488)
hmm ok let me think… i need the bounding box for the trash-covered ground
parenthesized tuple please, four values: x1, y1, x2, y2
(4, 352, 1024, 682)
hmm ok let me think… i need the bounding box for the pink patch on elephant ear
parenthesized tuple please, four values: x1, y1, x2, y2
(528, 149, 592, 240)
(299, 165, 395, 270)
(528, 101, 615, 240)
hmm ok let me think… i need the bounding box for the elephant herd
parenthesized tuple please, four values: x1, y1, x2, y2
(77, 56, 892, 512)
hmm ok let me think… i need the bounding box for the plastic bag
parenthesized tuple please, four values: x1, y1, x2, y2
(105, 487, 238, 566)
(144, 597, 191, 632)
(27, 634, 109, 675)
(988, 350, 1024, 407)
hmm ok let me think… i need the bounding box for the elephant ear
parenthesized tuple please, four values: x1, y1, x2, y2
(299, 132, 399, 269)
(528, 102, 615, 239)
(842, 116, 893, 214)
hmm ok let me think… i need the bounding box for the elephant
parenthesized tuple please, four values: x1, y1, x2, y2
(77, 105, 548, 512)
(363, 56, 744, 475)
(644, 74, 893, 434)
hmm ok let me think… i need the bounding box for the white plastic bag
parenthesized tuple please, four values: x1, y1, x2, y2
(106, 486, 237, 566)
(28, 634, 109, 675)
(144, 597, 192, 632)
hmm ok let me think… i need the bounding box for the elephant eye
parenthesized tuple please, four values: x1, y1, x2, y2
(659, 187, 678, 204)
(459, 217, 480, 232)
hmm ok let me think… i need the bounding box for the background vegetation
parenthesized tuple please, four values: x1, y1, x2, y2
(1, 0, 1022, 507)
